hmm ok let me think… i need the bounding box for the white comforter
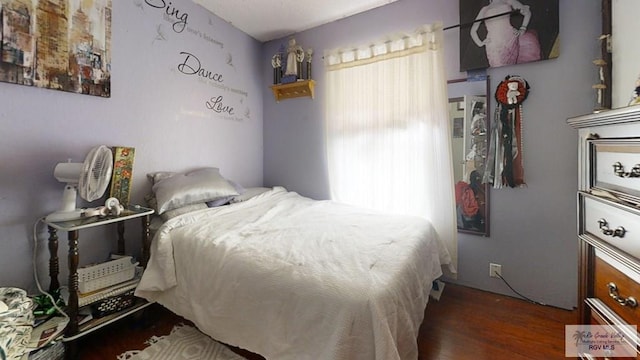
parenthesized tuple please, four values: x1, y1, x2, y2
(136, 187, 449, 360)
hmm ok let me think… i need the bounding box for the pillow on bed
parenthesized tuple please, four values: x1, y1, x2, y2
(206, 180, 246, 207)
(144, 193, 209, 221)
(161, 203, 208, 221)
(144, 192, 158, 211)
(146, 171, 180, 185)
(205, 195, 235, 207)
(230, 187, 271, 203)
(152, 167, 239, 214)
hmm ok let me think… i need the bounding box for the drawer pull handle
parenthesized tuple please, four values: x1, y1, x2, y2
(607, 282, 638, 308)
(597, 218, 626, 238)
(612, 162, 640, 178)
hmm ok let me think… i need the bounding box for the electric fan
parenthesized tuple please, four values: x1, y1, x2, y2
(45, 145, 124, 223)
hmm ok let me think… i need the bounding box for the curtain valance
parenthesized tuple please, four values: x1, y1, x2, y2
(324, 23, 442, 71)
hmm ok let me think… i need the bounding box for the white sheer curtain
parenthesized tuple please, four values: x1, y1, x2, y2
(324, 24, 457, 274)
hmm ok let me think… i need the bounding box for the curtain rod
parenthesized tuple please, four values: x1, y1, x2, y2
(443, 9, 519, 31)
(323, 9, 520, 60)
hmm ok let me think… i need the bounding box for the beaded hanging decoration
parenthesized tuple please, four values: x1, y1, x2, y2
(490, 75, 530, 188)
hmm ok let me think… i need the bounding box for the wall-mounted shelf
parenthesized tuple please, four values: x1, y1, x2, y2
(270, 80, 315, 102)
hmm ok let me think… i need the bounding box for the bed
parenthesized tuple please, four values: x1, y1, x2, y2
(135, 167, 451, 360)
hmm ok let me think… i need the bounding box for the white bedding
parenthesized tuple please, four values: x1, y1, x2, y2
(136, 187, 450, 360)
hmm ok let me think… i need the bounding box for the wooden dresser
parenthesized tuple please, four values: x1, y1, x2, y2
(568, 106, 640, 359)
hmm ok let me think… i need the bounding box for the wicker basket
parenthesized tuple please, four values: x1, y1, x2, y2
(78, 256, 137, 294)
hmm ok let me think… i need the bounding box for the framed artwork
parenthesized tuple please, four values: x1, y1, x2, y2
(0, 1, 112, 97)
(453, 117, 464, 138)
(459, 0, 559, 71)
(110, 147, 135, 206)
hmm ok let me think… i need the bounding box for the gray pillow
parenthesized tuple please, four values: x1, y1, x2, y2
(152, 167, 239, 214)
(231, 187, 271, 203)
(144, 193, 208, 221)
(161, 203, 208, 221)
(146, 171, 179, 185)
(206, 195, 235, 207)
(206, 180, 246, 207)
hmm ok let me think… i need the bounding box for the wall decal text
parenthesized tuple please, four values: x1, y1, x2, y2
(206, 96, 235, 115)
(144, 0, 188, 33)
(177, 52, 224, 83)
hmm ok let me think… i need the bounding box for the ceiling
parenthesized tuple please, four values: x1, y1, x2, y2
(192, 0, 399, 43)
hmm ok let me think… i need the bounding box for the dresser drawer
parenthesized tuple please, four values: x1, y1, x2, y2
(582, 194, 640, 259)
(586, 298, 638, 359)
(591, 139, 640, 203)
(594, 253, 640, 327)
(589, 308, 637, 359)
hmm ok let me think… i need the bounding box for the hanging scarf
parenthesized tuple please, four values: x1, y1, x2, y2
(487, 75, 530, 188)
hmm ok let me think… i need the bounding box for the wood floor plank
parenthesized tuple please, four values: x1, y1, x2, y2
(77, 283, 576, 359)
(418, 283, 576, 359)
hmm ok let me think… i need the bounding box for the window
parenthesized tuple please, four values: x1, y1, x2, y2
(324, 24, 457, 274)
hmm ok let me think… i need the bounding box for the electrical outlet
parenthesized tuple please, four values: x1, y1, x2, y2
(489, 263, 502, 278)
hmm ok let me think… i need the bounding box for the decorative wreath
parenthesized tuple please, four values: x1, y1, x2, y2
(495, 75, 530, 108)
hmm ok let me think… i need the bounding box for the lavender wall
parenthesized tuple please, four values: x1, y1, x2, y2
(0, 1, 263, 291)
(262, 0, 600, 309)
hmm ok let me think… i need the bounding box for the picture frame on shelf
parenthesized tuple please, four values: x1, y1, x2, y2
(109, 147, 135, 206)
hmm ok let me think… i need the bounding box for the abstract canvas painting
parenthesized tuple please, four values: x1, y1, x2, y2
(0, 0, 111, 97)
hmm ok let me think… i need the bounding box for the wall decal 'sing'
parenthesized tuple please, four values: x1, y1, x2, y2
(143, 0, 188, 33)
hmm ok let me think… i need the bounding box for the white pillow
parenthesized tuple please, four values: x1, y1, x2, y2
(152, 167, 239, 214)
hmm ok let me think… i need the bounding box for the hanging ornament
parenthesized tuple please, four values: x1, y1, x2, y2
(488, 75, 530, 188)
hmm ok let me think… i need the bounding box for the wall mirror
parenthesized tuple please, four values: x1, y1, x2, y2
(448, 77, 490, 236)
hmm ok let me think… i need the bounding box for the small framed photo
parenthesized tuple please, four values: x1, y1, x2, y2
(110, 147, 135, 206)
(453, 117, 464, 138)
(629, 74, 640, 106)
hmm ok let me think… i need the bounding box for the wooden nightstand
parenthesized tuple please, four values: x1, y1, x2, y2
(44, 204, 154, 360)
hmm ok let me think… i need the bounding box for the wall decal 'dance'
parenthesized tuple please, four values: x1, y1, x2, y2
(0, 0, 112, 97)
(177, 51, 234, 117)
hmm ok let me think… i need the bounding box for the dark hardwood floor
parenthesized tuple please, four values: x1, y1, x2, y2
(418, 283, 575, 359)
(78, 283, 576, 359)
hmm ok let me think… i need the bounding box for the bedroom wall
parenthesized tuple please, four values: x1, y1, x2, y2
(262, 0, 601, 309)
(0, 1, 263, 292)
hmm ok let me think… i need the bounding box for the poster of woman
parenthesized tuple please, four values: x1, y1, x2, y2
(459, 0, 559, 71)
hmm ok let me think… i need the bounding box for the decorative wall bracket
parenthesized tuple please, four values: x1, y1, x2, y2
(270, 80, 315, 102)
